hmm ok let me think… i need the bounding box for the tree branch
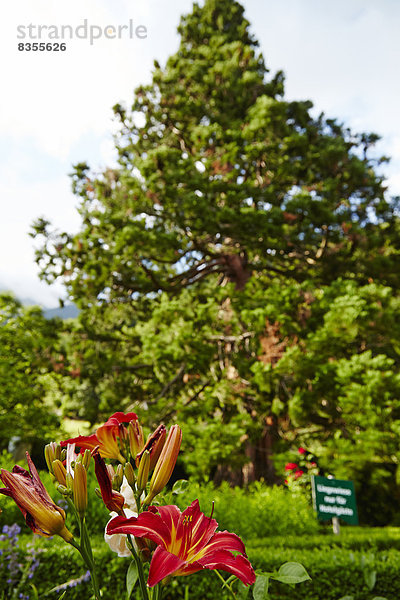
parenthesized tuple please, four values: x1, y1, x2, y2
(150, 363, 186, 403)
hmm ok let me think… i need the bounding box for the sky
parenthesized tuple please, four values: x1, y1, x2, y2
(1, 0, 399, 307)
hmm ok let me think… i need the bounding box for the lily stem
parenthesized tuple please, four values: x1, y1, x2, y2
(127, 534, 149, 600)
(69, 537, 101, 600)
(214, 570, 236, 600)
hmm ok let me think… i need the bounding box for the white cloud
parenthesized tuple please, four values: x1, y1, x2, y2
(1, 0, 155, 159)
(0, 170, 80, 306)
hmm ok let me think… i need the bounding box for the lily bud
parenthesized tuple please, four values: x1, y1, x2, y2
(92, 448, 125, 514)
(106, 464, 115, 481)
(124, 462, 136, 487)
(136, 424, 166, 470)
(119, 422, 129, 442)
(82, 449, 91, 470)
(44, 442, 61, 475)
(137, 450, 150, 494)
(113, 464, 124, 490)
(145, 425, 182, 505)
(66, 472, 74, 494)
(73, 461, 88, 518)
(128, 420, 144, 459)
(57, 484, 71, 496)
(52, 460, 67, 487)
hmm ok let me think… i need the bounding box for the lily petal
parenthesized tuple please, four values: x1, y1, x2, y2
(176, 500, 218, 559)
(61, 412, 138, 461)
(198, 549, 256, 586)
(148, 546, 187, 587)
(61, 433, 99, 453)
(106, 512, 171, 548)
(192, 530, 246, 561)
(154, 505, 181, 540)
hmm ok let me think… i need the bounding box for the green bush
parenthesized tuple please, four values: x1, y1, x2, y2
(2, 532, 400, 600)
(247, 545, 400, 600)
(252, 526, 400, 551)
(165, 480, 319, 538)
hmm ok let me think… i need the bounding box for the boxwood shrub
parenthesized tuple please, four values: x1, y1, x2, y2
(2, 532, 400, 600)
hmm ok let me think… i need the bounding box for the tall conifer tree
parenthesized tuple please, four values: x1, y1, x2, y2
(33, 0, 400, 491)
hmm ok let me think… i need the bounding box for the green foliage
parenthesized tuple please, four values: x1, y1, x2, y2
(0, 294, 61, 449)
(268, 279, 400, 523)
(0, 452, 25, 528)
(164, 480, 318, 538)
(252, 527, 400, 552)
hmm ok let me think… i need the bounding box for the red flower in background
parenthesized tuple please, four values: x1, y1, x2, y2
(107, 499, 256, 587)
(294, 470, 304, 479)
(298, 447, 306, 455)
(285, 462, 298, 471)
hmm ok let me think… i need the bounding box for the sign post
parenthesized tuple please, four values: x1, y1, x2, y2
(311, 475, 358, 533)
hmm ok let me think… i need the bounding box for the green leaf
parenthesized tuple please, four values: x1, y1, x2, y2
(372, 597, 388, 600)
(253, 574, 270, 599)
(126, 560, 139, 600)
(270, 562, 311, 585)
(29, 584, 39, 600)
(338, 597, 354, 600)
(364, 569, 376, 591)
(236, 580, 249, 600)
(57, 593, 67, 600)
(172, 479, 189, 495)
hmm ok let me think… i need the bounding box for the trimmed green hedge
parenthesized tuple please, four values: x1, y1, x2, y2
(252, 526, 400, 551)
(248, 546, 400, 600)
(2, 530, 400, 600)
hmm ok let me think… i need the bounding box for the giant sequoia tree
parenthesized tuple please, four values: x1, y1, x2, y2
(32, 0, 400, 493)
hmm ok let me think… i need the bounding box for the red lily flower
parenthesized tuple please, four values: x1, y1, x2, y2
(61, 411, 137, 462)
(107, 499, 255, 587)
(0, 453, 72, 542)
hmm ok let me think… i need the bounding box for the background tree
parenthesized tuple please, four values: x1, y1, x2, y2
(0, 294, 61, 456)
(32, 0, 400, 512)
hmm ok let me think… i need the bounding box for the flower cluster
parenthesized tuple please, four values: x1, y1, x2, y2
(0, 411, 256, 599)
(284, 447, 319, 487)
(0, 523, 40, 599)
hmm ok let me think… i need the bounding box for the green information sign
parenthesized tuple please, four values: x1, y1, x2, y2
(311, 475, 358, 525)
